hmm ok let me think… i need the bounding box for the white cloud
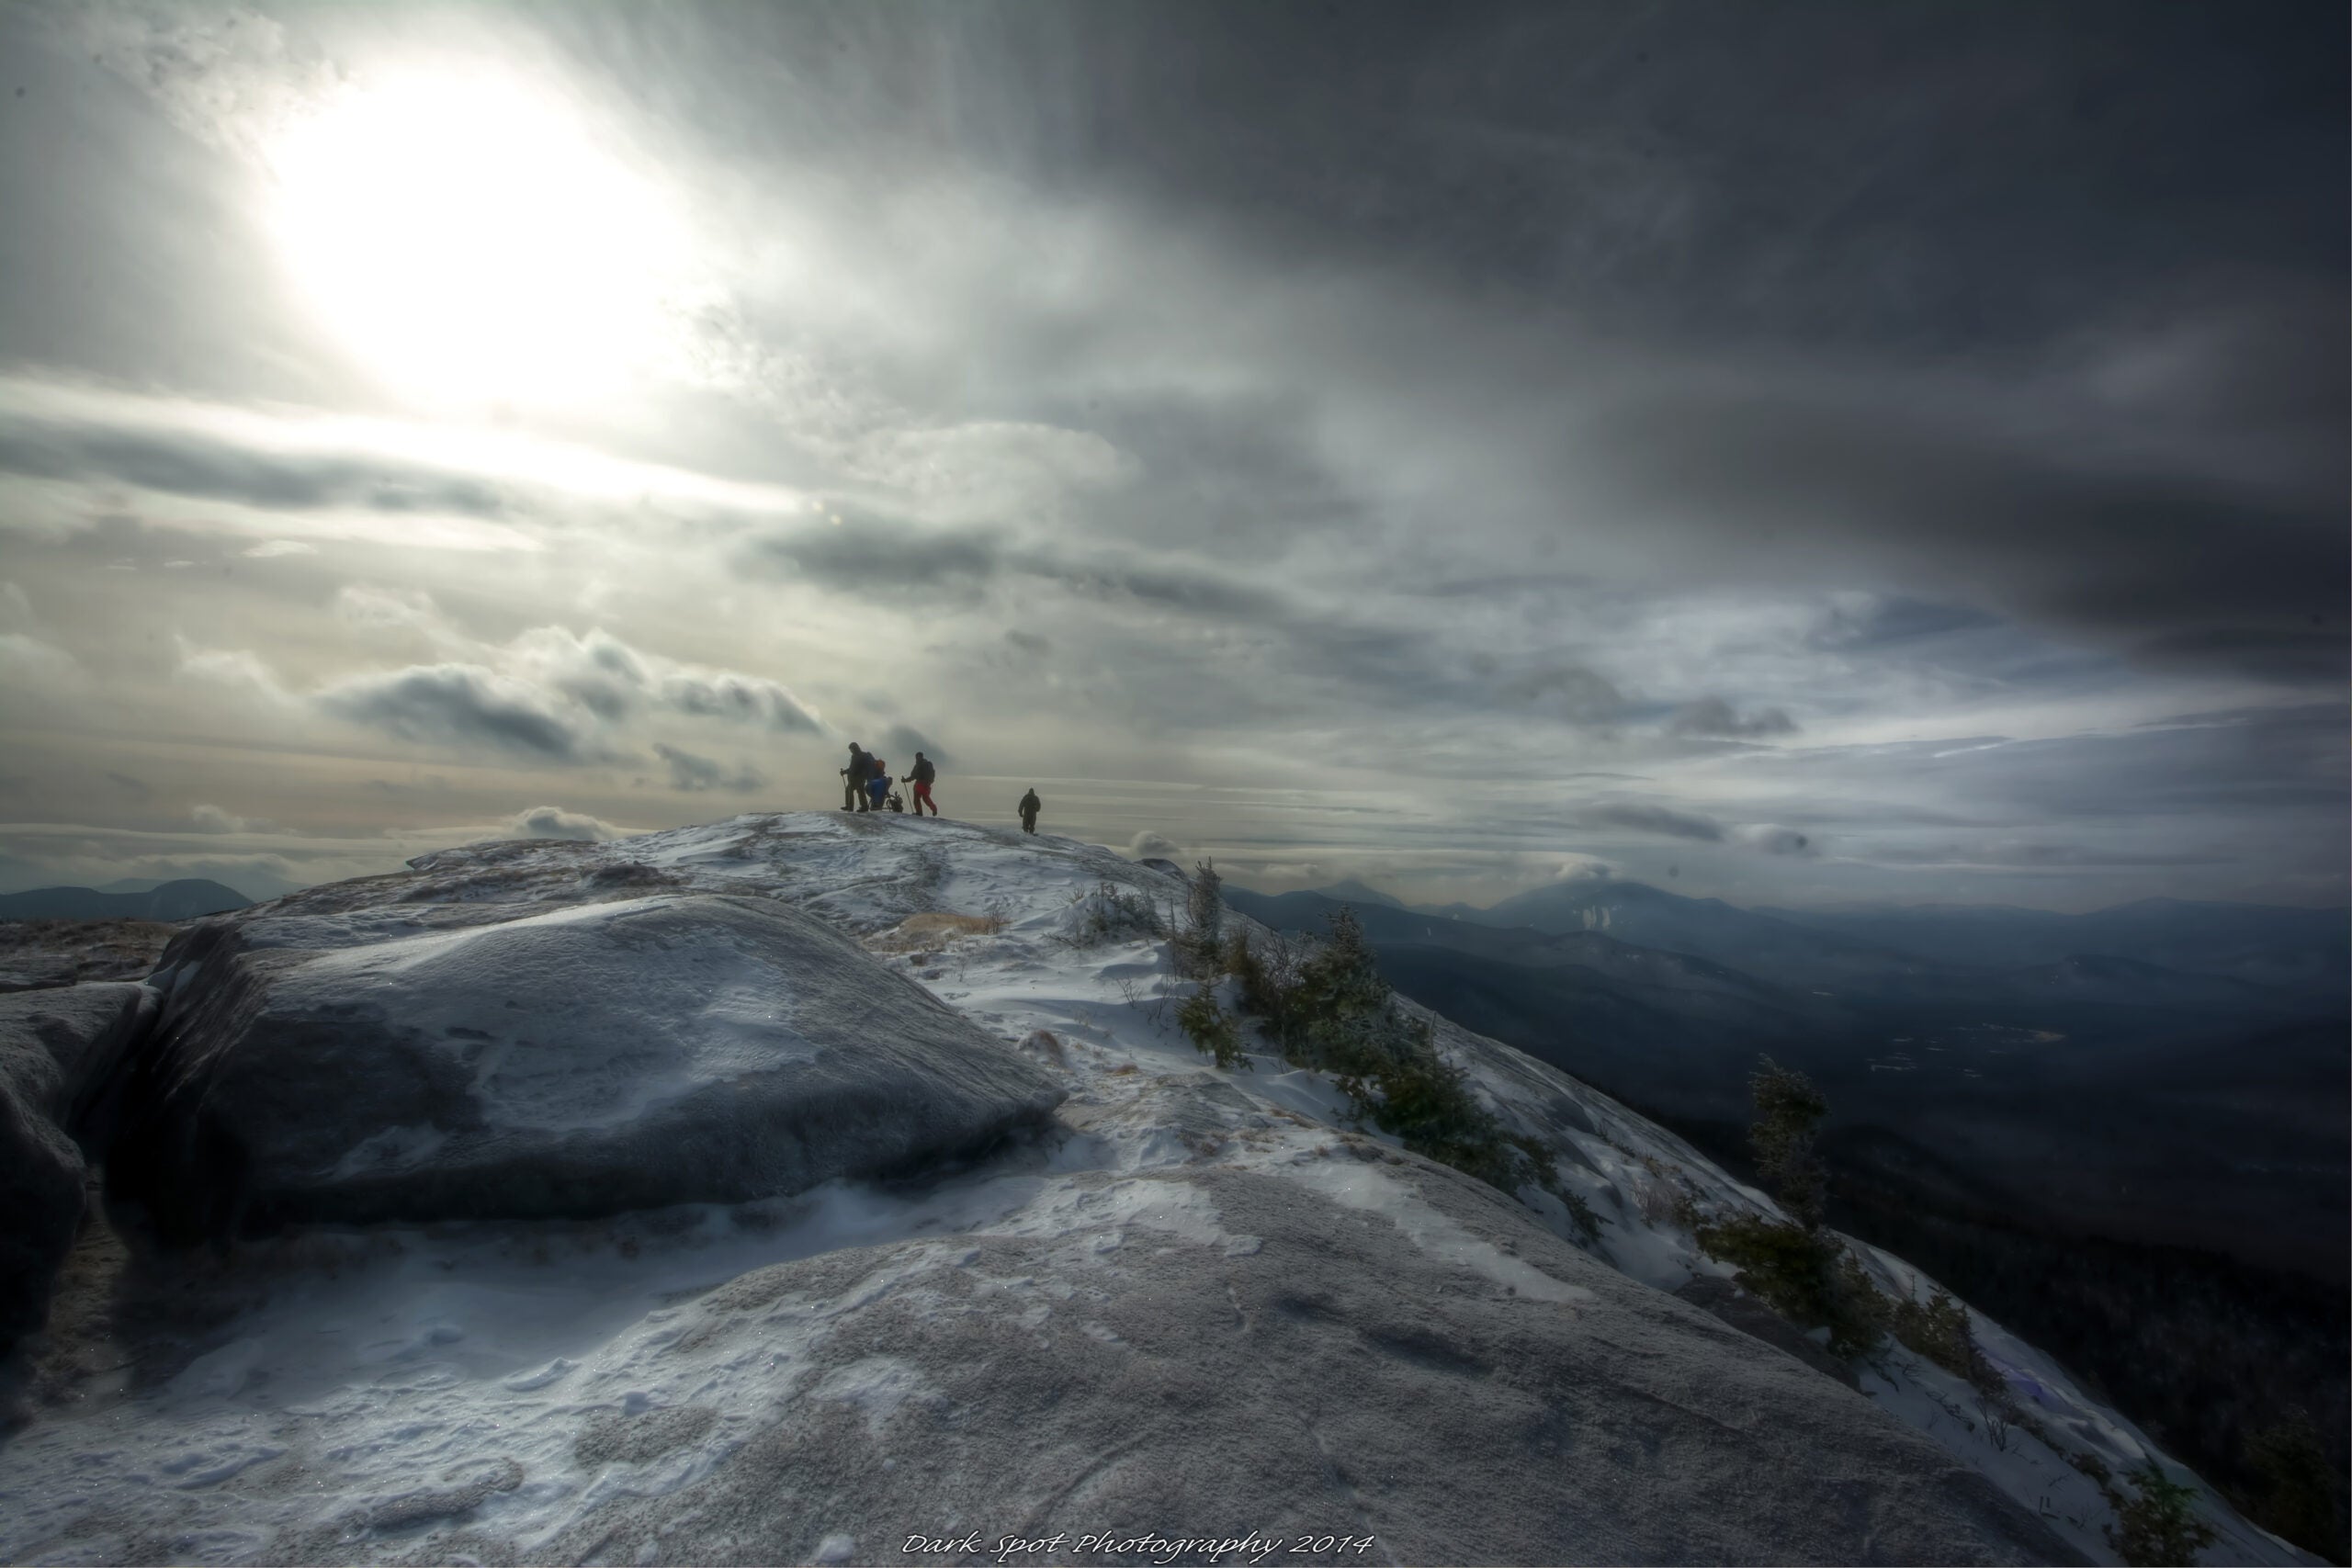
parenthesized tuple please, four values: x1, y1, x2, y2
(0, 632, 75, 679)
(173, 637, 297, 705)
(334, 583, 452, 637)
(508, 805, 617, 841)
(1128, 829, 1186, 861)
(654, 743, 765, 794)
(175, 615, 822, 766)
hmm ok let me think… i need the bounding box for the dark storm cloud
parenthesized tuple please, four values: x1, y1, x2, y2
(750, 523, 1002, 603)
(1758, 798, 1985, 830)
(652, 743, 764, 794)
(746, 524, 1286, 622)
(1862, 841, 2226, 870)
(1986, 705, 2348, 821)
(2129, 626, 2349, 687)
(1759, 705, 2348, 825)
(656, 671, 821, 733)
(0, 419, 509, 516)
(687, 0, 2340, 354)
(1807, 597, 2000, 651)
(318, 665, 589, 761)
(1668, 697, 1798, 739)
(1500, 666, 1628, 725)
(1578, 382, 2347, 684)
(1582, 803, 1724, 842)
(806, 0, 2345, 691)
(1736, 826, 1817, 858)
(775, 514, 1641, 738)
(877, 726, 948, 767)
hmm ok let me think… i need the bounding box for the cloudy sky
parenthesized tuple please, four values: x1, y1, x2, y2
(0, 0, 2343, 910)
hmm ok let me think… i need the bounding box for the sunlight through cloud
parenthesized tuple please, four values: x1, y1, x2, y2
(264, 68, 694, 408)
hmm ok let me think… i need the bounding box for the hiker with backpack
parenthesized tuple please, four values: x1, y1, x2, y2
(908, 751, 939, 817)
(842, 743, 872, 811)
(866, 759, 893, 812)
(1018, 787, 1041, 834)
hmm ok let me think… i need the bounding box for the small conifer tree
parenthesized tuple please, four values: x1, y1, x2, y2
(2106, 1461, 2217, 1567)
(1694, 1055, 1890, 1357)
(1290, 907, 1396, 1072)
(2244, 1407, 2345, 1561)
(1749, 1055, 1828, 1230)
(1178, 859, 1224, 976)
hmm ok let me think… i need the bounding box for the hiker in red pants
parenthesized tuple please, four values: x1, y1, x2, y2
(909, 751, 940, 817)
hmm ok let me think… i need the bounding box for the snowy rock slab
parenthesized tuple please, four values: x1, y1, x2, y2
(108, 894, 1065, 1238)
(0, 982, 154, 1346)
(524, 1158, 2076, 1567)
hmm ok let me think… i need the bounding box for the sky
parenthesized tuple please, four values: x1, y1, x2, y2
(0, 0, 2343, 912)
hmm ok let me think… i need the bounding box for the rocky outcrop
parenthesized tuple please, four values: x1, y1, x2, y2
(0, 983, 153, 1347)
(0, 816, 2269, 1564)
(509, 1155, 2074, 1566)
(107, 893, 1066, 1240)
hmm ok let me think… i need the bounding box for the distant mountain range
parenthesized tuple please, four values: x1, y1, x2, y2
(1224, 876, 2349, 1285)
(0, 879, 255, 922)
(1758, 897, 2351, 994)
(1234, 877, 2349, 1001)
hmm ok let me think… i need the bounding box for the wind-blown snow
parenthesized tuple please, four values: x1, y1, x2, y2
(0, 813, 2315, 1566)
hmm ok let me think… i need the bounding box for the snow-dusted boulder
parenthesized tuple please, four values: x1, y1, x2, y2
(0, 983, 153, 1346)
(108, 894, 1065, 1239)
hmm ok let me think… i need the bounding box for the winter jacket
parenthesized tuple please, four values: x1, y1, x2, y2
(1018, 790, 1041, 817)
(910, 757, 936, 785)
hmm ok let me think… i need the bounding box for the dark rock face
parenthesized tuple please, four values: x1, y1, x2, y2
(0, 983, 154, 1347)
(108, 894, 1066, 1240)
(0, 919, 177, 993)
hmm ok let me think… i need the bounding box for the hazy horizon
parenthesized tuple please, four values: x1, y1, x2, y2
(2, 2, 2344, 916)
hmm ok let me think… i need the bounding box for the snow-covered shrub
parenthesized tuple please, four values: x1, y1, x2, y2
(1225, 911, 1575, 1207)
(1060, 880, 1164, 947)
(1693, 1213, 1889, 1356)
(1177, 985, 1249, 1071)
(1633, 1156, 1702, 1229)
(1225, 927, 1306, 1051)
(1536, 1156, 1610, 1244)
(1891, 1287, 2000, 1397)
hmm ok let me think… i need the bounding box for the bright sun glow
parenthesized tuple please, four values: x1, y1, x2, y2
(266, 72, 691, 407)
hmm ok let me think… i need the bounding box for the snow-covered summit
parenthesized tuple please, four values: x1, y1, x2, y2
(0, 813, 2313, 1565)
